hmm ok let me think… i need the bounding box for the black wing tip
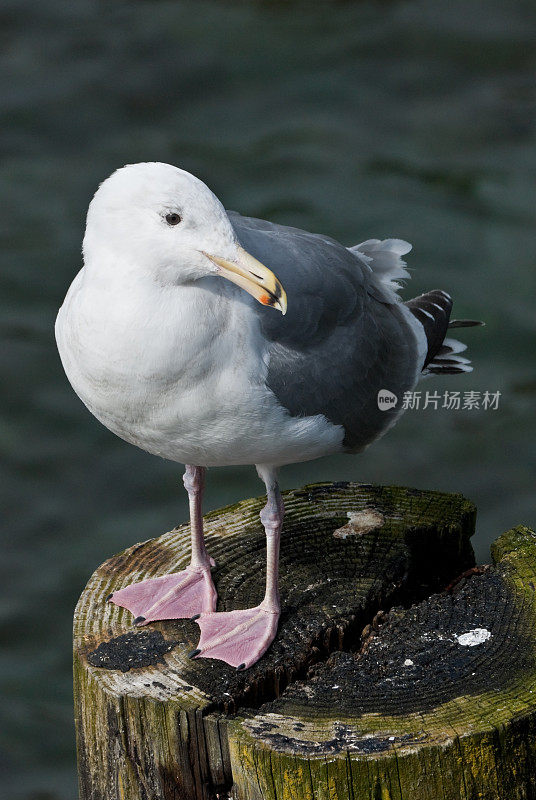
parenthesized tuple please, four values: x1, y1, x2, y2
(406, 291, 483, 370)
(405, 289, 453, 367)
(428, 365, 472, 374)
(448, 319, 485, 328)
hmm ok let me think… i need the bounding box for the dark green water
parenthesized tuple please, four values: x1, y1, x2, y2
(1, 0, 535, 796)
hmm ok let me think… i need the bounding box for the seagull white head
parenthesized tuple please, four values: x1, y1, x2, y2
(83, 162, 286, 313)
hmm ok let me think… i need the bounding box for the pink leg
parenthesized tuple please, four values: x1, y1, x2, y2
(110, 466, 217, 624)
(193, 465, 282, 669)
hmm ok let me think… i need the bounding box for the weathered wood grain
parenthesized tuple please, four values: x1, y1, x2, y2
(74, 482, 478, 799)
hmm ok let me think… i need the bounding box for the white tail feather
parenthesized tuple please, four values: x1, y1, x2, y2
(349, 238, 412, 293)
(440, 337, 467, 355)
(424, 337, 473, 375)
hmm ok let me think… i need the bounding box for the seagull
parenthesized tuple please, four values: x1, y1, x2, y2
(55, 162, 481, 670)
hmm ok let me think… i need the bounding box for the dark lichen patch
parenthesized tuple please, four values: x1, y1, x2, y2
(263, 570, 535, 719)
(244, 720, 428, 756)
(87, 631, 177, 672)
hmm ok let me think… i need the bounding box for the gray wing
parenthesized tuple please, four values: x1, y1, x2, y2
(228, 211, 421, 451)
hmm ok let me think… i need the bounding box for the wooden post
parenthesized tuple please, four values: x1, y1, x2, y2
(73, 482, 536, 800)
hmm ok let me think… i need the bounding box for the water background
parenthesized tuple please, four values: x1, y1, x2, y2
(1, 0, 535, 796)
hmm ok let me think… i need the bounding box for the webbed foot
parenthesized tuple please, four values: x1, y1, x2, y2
(191, 605, 279, 668)
(109, 565, 217, 624)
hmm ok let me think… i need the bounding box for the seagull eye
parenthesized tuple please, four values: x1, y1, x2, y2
(165, 212, 181, 226)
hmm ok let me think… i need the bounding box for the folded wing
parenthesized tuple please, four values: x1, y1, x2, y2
(228, 212, 422, 451)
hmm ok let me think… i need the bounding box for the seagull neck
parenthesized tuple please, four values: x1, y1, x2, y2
(80, 254, 255, 343)
(82, 250, 159, 288)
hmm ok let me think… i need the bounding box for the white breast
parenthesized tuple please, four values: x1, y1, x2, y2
(55, 268, 344, 467)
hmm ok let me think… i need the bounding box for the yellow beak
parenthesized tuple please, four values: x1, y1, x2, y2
(204, 245, 287, 315)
